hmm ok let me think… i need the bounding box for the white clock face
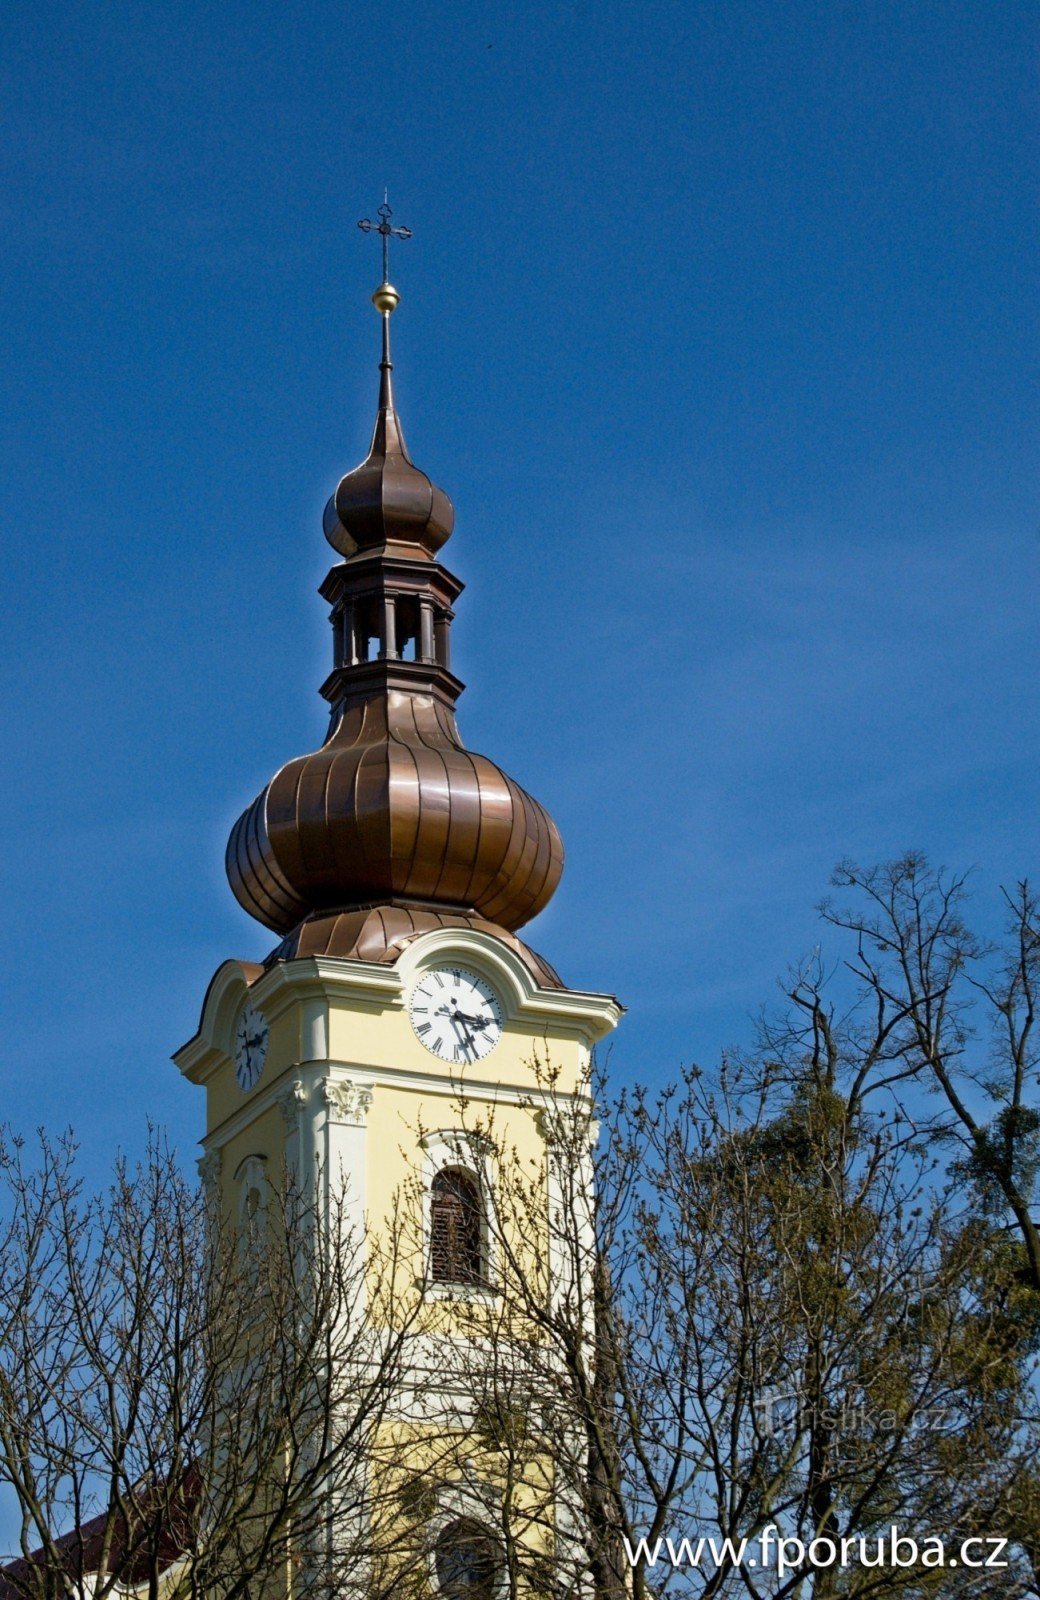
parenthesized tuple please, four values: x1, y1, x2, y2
(409, 967, 503, 1064)
(234, 1002, 269, 1091)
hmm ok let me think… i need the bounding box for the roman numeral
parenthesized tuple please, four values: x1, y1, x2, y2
(417, 1022, 431, 1036)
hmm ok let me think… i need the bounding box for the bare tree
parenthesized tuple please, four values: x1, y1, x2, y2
(419, 952, 1040, 1598)
(3, 858, 1038, 1600)
(0, 1129, 428, 1600)
(808, 856, 1040, 1292)
(609, 1062, 1039, 1597)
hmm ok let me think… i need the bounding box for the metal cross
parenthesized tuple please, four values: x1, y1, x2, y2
(357, 195, 412, 283)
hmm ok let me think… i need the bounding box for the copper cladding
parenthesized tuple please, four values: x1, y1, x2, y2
(269, 906, 564, 989)
(225, 309, 564, 949)
(226, 687, 564, 936)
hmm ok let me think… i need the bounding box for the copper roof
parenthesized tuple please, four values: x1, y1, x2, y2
(322, 312, 454, 561)
(227, 686, 563, 938)
(268, 906, 563, 988)
(226, 288, 564, 956)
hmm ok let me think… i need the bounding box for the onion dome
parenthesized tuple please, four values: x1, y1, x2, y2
(226, 275, 564, 948)
(226, 689, 563, 936)
(322, 284, 454, 560)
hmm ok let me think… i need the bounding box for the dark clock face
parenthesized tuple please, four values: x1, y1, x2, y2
(234, 1003, 269, 1091)
(409, 967, 503, 1064)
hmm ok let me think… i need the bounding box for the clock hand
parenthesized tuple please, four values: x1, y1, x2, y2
(441, 1007, 477, 1048)
(454, 1011, 493, 1029)
(440, 1004, 473, 1025)
(446, 1014, 476, 1057)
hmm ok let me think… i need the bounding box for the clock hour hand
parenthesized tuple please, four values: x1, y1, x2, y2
(453, 1010, 492, 1031)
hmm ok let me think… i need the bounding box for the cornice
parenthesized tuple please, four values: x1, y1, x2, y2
(199, 1056, 593, 1153)
(320, 554, 464, 605)
(318, 657, 465, 710)
(174, 929, 622, 1090)
(391, 927, 623, 1042)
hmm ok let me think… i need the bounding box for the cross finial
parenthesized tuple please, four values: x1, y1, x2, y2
(357, 193, 412, 290)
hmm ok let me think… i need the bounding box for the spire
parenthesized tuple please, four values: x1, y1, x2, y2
(323, 201, 453, 560)
(226, 217, 565, 954)
(369, 278, 408, 461)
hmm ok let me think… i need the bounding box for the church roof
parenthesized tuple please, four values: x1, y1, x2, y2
(225, 259, 564, 956)
(267, 905, 564, 988)
(0, 1469, 197, 1600)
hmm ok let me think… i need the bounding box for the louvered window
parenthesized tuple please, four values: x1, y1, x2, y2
(430, 1168, 483, 1284)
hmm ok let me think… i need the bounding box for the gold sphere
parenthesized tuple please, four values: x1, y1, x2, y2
(372, 281, 400, 314)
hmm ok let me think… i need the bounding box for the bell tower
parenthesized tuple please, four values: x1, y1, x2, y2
(174, 209, 620, 1589)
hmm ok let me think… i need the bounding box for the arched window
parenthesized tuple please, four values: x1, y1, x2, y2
(430, 1168, 483, 1285)
(234, 1153, 268, 1282)
(235, 1154, 268, 1229)
(434, 1518, 502, 1600)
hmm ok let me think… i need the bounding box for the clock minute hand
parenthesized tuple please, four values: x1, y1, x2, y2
(445, 1009, 478, 1051)
(459, 1020, 477, 1053)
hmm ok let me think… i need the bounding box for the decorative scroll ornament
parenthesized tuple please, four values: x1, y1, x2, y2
(278, 1079, 307, 1133)
(197, 1149, 222, 1203)
(319, 1076, 374, 1127)
(535, 1107, 601, 1152)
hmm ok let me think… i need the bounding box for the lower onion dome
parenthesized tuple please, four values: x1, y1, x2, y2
(266, 906, 563, 989)
(226, 689, 564, 937)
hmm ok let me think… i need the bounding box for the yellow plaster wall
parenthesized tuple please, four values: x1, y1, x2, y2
(175, 942, 614, 1600)
(215, 1102, 286, 1208)
(202, 995, 582, 1330)
(204, 1001, 588, 1141)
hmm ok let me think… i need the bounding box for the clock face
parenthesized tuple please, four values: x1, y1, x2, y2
(409, 967, 503, 1064)
(234, 1002, 269, 1091)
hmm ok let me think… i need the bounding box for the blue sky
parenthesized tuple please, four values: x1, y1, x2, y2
(1, 0, 1037, 1172)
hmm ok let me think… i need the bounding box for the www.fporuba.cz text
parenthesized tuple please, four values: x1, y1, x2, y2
(624, 1528, 1011, 1578)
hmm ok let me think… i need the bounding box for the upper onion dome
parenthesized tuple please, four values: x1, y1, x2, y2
(322, 283, 454, 561)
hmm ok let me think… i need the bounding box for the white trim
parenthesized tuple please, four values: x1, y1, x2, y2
(315, 1070, 371, 1295)
(233, 1152, 269, 1283)
(200, 1056, 587, 1153)
(234, 1152, 269, 1225)
(197, 1148, 221, 1205)
(395, 929, 621, 1040)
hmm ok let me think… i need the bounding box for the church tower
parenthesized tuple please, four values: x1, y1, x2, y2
(174, 213, 621, 1591)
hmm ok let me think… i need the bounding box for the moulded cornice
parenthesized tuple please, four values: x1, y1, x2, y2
(173, 930, 622, 1088)
(172, 958, 263, 1084)
(200, 1058, 582, 1154)
(248, 955, 404, 1023)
